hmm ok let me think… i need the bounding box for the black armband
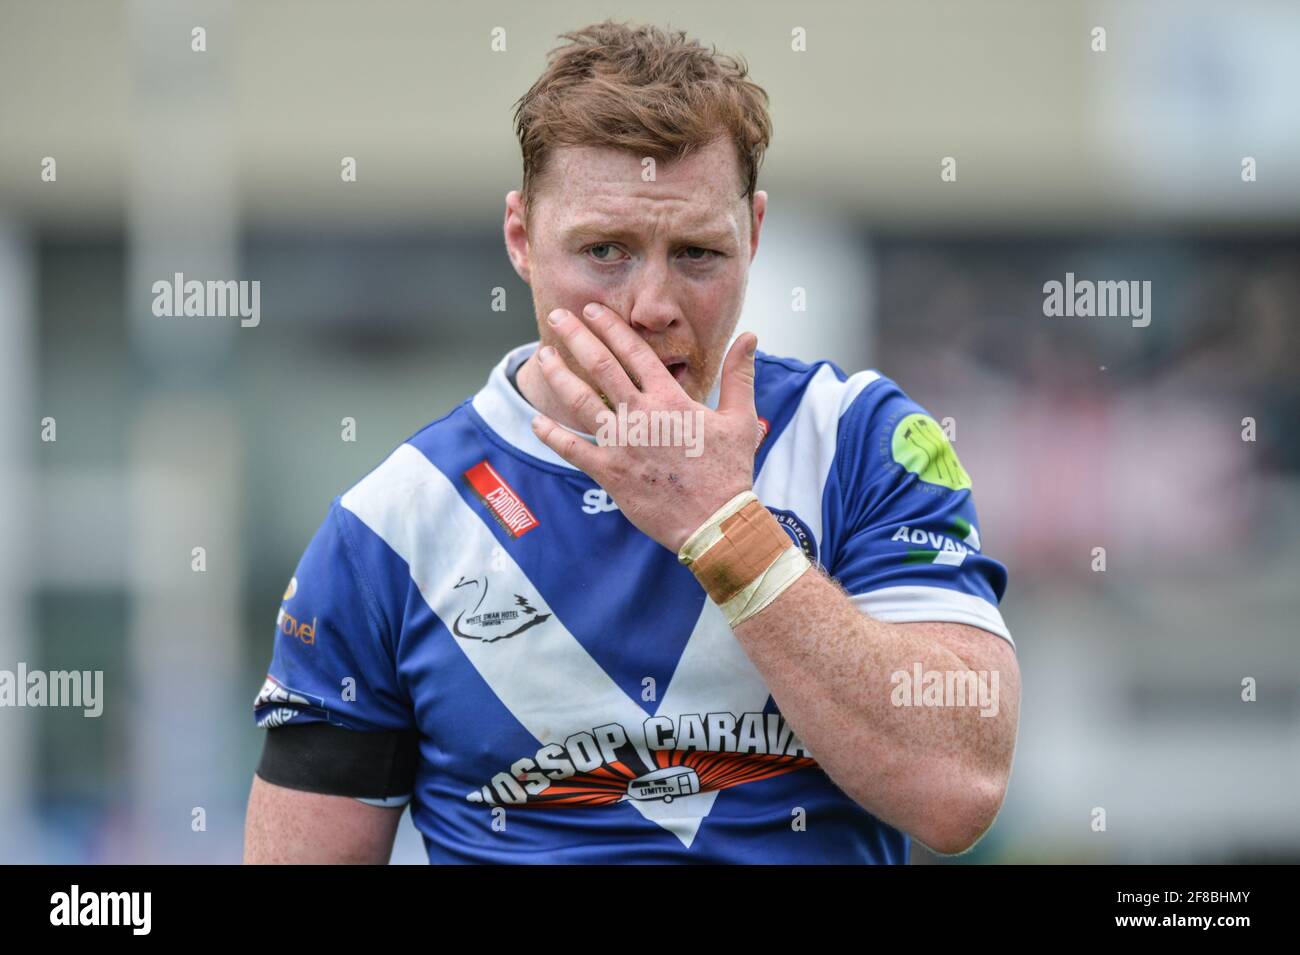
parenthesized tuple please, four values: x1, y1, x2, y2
(256, 722, 419, 799)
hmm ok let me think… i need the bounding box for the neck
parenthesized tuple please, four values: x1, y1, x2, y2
(514, 352, 593, 436)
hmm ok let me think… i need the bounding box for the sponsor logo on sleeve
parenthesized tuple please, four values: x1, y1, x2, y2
(275, 575, 316, 646)
(253, 675, 335, 728)
(888, 412, 971, 491)
(892, 516, 982, 566)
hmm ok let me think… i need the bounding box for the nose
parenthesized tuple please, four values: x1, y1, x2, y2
(624, 258, 683, 335)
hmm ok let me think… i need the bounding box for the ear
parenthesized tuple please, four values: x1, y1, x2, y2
(504, 190, 532, 284)
(748, 190, 767, 262)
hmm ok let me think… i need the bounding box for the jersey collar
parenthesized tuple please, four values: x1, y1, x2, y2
(471, 340, 724, 471)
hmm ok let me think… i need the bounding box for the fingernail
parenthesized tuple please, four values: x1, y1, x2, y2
(583, 303, 601, 319)
(539, 345, 555, 361)
(747, 336, 757, 356)
(547, 309, 564, 326)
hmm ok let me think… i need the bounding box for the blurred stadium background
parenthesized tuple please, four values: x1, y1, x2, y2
(0, 0, 1297, 863)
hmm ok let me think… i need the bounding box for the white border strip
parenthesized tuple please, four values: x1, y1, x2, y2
(849, 585, 1014, 649)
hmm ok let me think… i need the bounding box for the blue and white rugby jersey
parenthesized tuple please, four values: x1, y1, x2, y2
(253, 340, 1011, 864)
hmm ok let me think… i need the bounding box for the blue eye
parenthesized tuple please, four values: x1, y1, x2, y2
(682, 247, 720, 261)
(587, 243, 621, 262)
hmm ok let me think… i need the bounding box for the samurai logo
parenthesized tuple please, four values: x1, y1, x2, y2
(450, 575, 551, 643)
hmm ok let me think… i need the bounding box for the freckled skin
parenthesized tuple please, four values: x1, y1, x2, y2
(505, 136, 1021, 858)
(242, 127, 1019, 863)
(504, 135, 766, 424)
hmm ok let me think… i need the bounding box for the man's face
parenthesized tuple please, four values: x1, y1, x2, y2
(504, 136, 766, 403)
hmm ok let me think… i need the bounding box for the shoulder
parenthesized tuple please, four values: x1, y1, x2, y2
(754, 348, 913, 451)
(336, 400, 481, 524)
(316, 402, 487, 621)
(756, 350, 964, 508)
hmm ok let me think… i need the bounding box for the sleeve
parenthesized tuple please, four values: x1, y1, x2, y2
(825, 378, 1013, 648)
(252, 498, 419, 802)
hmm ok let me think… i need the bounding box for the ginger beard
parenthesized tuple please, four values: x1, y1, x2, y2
(510, 138, 762, 415)
(530, 305, 734, 407)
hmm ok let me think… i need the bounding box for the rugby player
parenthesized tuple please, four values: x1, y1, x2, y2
(243, 20, 1020, 864)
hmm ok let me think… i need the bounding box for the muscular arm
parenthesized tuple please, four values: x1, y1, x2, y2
(527, 305, 1018, 856)
(733, 565, 1021, 856)
(243, 775, 404, 864)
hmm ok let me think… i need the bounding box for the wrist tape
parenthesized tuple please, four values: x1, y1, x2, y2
(677, 491, 812, 628)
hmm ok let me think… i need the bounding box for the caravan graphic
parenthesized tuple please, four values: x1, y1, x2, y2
(625, 767, 702, 803)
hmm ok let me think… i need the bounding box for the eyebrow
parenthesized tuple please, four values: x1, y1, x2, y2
(563, 219, 739, 248)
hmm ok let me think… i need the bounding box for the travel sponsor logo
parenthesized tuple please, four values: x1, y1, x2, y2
(50, 885, 151, 935)
(0, 663, 103, 718)
(275, 575, 315, 645)
(768, 507, 818, 566)
(450, 574, 551, 643)
(466, 710, 814, 808)
(253, 674, 336, 728)
(893, 516, 982, 566)
(464, 460, 539, 538)
(275, 607, 316, 645)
